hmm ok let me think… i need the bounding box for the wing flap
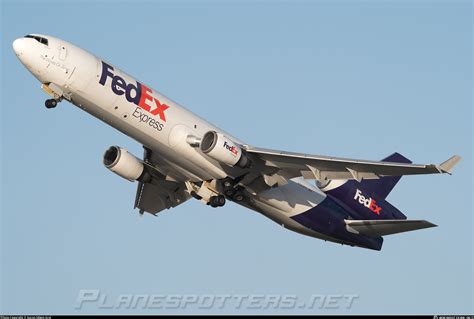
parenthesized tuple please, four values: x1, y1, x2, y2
(345, 219, 437, 237)
(134, 180, 190, 215)
(133, 146, 191, 216)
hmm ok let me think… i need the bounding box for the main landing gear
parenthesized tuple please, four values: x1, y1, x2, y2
(45, 99, 58, 109)
(221, 178, 245, 203)
(209, 195, 226, 208)
(231, 190, 245, 202)
(189, 178, 247, 208)
(208, 189, 245, 208)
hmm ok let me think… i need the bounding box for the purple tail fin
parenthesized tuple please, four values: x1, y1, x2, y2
(357, 152, 412, 199)
(321, 152, 411, 220)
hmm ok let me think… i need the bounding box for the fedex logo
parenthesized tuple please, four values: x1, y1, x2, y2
(99, 61, 169, 122)
(223, 141, 239, 156)
(353, 189, 382, 215)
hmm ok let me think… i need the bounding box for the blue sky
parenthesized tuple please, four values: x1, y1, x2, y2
(1, 0, 472, 314)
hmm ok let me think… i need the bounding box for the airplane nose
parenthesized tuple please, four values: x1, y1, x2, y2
(12, 38, 24, 56)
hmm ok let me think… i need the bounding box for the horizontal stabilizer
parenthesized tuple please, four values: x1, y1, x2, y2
(345, 219, 437, 237)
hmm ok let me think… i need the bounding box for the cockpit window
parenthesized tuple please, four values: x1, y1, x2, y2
(24, 34, 48, 46)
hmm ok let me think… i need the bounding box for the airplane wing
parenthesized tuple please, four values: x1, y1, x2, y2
(134, 180, 190, 215)
(245, 146, 461, 183)
(134, 147, 191, 216)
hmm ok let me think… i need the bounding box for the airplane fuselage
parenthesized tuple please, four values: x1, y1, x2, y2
(16, 34, 445, 251)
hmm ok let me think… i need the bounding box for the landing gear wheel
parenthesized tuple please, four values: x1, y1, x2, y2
(223, 187, 235, 197)
(210, 195, 226, 207)
(232, 191, 245, 202)
(216, 195, 226, 206)
(222, 178, 235, 197)
(45, 99, 58, 109)
(222, 179, 233, 188)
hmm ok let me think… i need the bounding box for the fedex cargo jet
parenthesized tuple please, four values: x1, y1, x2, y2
(12, 34, 461, 250)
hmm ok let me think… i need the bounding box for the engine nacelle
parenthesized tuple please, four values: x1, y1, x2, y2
(200, 131, 250, 168)
(103, 146, 145, 181)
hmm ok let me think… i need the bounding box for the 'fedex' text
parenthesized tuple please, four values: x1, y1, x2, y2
(354, 189, 382, 215)
(99, 61, 169, 124)
(223, 141, 239, 156)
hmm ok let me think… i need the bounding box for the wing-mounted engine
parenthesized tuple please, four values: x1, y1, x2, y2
(200, 131, 250, 168)
(103, 145, 190, 216)
(103, 146, 151, 182)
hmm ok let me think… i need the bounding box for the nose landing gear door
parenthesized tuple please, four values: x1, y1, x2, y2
(59, 43, 67, 60)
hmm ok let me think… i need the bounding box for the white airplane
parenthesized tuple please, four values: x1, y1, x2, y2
(13, 34, 461, 250)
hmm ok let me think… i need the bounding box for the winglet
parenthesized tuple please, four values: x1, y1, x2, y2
(439, 155, 462, 174)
